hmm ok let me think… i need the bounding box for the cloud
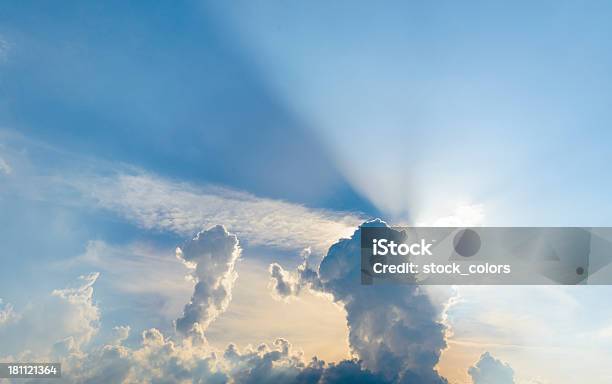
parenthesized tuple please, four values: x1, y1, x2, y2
(50, 272, 101, 352)
(468, 352, 515, 384)
(110, 325, 131, 346)
(269, 220, 450, 383)
(0, 273, 100, 358)
(222, 338, 306, 384)
(76, 172, 364, 253)
(269, 248, 321, 301)
(0, 36, 8, 62)
(269, 262, 301, 300)
(175, 225, 241, 341)
(0, 156, 11, 175)
(448, 285, 581, 348)
(5, 227, 396, 383)
(417, 204, 485, 227)
(307, 359, 389, 384)
(29, 269, 383, 383)
(61, 328, 385, 384)
(2, 222, 462, 383)
(62, 239, 193, 322)
(57, 220, 447, 383)
(599, 324, 612, 339)
(0, 299, 18, 326)
(0, 133, 362, 253)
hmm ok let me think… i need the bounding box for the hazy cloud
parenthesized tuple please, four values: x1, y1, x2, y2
(468, 352, 515, 384)
(0, 273, 100, 358)
(417, 204, 485, 227)
(0, 36, 8, 62)
(110, 325, 131, 346)
(77, 172, 364, 253)
(63, 239, 193, 321)
(0, 299, 18, 326)
(0, 156, 11, 175)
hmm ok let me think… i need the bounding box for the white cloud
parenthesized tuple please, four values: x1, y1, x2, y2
(175, 225, 241, 341)
(0, 224, 402, 383)
(468, 352, 515, 384)
(0, 156, 12, 175)
(269, 248, 320, 301)
(61, 239, 192, 321)
(110, 325, 131, 346)
(6, 222, 537, 384)
(449, 285, 581, 347)
(599, 324, 612, 339)
(268, 220, 450, 383)
(0, 36, 9, 62)
(75, 172, 364, 253)
(0, 299, 19, 326)
(6, 233, 389, 383)
(417, 203, 485, 227)
(61, 328, 386, 384)
(0, 273, 100, 358)
(50, 272, 101, 351)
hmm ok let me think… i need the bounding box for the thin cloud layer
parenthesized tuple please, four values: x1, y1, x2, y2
(0, 156, 11, 175)
(77, 172, 364, 252)
(0, 299, 18, 326)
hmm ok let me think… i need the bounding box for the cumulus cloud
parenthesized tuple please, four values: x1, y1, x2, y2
(5, 226, 401, 383)
(0, 273, 100, 359)
(50, 272, 101, 352)
(4, 222, 462, 383)
(269, 248, 322, 301)
(468, 352, 515, 384)
(175, 225, 241, 341)
(75, 172, 364, 252)
(269, 262, 301, 300)
(60, 327, 385, 384)
(59, 220, 447, 383)
(110, 326, 131, 346)
(269, 220, 450, 383)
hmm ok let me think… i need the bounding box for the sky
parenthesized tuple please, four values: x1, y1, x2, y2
(1, 1, 612, 383)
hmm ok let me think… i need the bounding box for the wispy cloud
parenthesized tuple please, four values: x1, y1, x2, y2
(0, 157, 11, 175)
(0, 35, 9, 62)
(599, 324, 612, 339)
(74, 172, 365, 252)
(60, 240, 192, 320)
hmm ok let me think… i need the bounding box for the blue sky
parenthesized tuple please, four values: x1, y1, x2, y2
(0, 0, 377, 213)
(1, 2, 612, 383)
(3, 1, 612, 222)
